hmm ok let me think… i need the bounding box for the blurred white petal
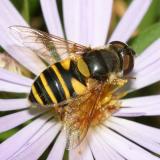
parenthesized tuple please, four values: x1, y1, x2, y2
(134, 39, 160, 70)
(110, 117, 160, 143)
(97, 125, 159, 160)
(69, 135, 94, 160)
(11, 123, 61, 160)
(0, 80, 30, 93)
(115, 107, 160, 117)
(0, 0, 46, 75)
(114, 95, 160, 117)
(128, 64, 160, 92)
(114, 106, 160, 117)
(0, 98, 29, 111)
(0, 109, 47, 133)
(0, 113, 53, 160)
(0, 0, 27, 26)
(0, 34, 46, 75)
(47, 129, 66, 160)
(0, 68, 33, 87)
(0, 53, 22, 73)
(40, 0, 64, 36)
(63, 0, 113, 46)
(89, 130, 124, 160)
(121, 95, 160, 107)
(106, 121, 160, 154)
(122, 39, 160, 91)
(109, 0, 152, 42)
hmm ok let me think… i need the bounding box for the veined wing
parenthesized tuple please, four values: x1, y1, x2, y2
(9, 26, 88, 64)
(64, 83, 105, 149)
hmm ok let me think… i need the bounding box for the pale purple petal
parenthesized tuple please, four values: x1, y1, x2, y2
(63, 0, 113, 46)
(109, 0, 152, 42)
(88, 0, 113, 47)
(0, 0, 46, 75)
(0, 80, 30, 93)
(129, 67, 160, 92)
(114, 107, 160, 117)
(0, 98, 29, 111)
(97, 125, 159, 160)
(63, 0, 88, 45)
(114, 95, 160, 117)
(69, 134, 94, 160)
(11, 123, 61, 160)
(109, 117, 160, 143)
(89, 130, 124, 160)
(47, 129, 66, 160)
(134, 39, 160, 69)
(0, 109, 47, 133)
(0, 0, 27, 26)
(124, 40, 160, 92)
(0, 113, 53, 160)
(0, 68, 33, 87)
(121, 95, 160, 107)
(114, 104, 160, 117)
(40, 0, 64, 36)
(105, 121, 160, 154)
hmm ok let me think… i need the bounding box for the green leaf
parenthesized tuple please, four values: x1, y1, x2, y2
(21, 0, 30, 22)
(138, 0, 160, 31)
(131, 22, 160, 54)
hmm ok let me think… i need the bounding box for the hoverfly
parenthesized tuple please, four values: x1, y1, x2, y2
(10, 26, 135, 149)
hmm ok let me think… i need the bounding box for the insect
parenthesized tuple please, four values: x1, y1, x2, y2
(10, 26, 135, 149)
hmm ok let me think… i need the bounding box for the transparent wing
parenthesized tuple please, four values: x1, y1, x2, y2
(64, 83, 104, 149)
(9, 26, 88, 64)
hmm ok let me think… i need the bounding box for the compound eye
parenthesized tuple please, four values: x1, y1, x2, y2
(109, 41, 128, 51)
(123, 52, 134, 75)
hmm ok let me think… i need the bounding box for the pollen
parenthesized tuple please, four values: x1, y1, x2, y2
(91, 78, 128, 127)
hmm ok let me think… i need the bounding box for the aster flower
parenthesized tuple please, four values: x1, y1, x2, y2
(0, 0, 160, 160)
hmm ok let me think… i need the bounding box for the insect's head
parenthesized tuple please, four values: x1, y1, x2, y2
(109, 41, 135, 75)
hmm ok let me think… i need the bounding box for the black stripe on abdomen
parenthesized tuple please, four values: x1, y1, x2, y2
(28, 90, 37, 103)
(43, 67, 65, 103)
(55, 61, 86, 97)
(55, 62, 75, 96)
(33, 77, 50, 105)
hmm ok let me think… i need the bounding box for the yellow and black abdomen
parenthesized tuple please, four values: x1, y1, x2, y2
(29, 59, 87, 106)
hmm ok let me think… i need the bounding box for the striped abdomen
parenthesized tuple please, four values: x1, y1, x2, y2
(29, 59, 87, 106)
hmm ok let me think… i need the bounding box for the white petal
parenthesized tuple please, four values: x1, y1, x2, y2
(0, 68, 33, 87)
(40, 0, 64, 36)
(123, 39, 160, 92)
(89, 129, 124, 160)
(47, 129, 66, 160)
(114, 107, 160, 117)
(0, 80, 30, 93)
(69, 134, 94, 160)
(109, 0, 152, 42)
(106, 120, 160, 154)
(0, 0, 46, 75)
(0, 98, 29, 111)
(114, 95, 160, 117)
(121, 95, 160, 107)
(109, 117, 160, 143)
(0, 0, 27, 26)
(114, 105, 160, 117)
(0, 113, 53, 160)
(97, 125, 159, 160)
(134, 39, 160, 70)
(63, 0, 113, 47)
(128, 62, 160, 92)
(11, 123, 61, 160)
(0, 109, 47, 133)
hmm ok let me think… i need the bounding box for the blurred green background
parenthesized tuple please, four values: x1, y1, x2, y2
(0, 0, 160, 159)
